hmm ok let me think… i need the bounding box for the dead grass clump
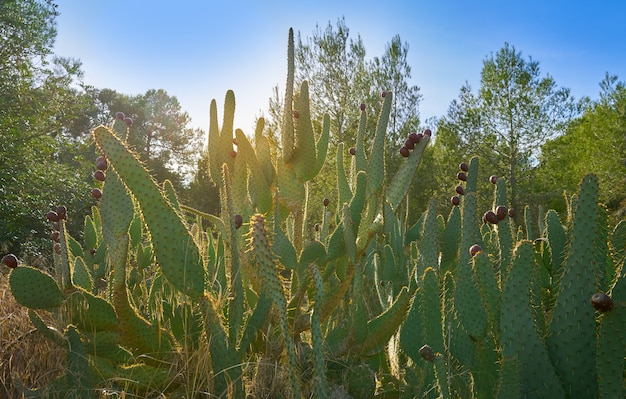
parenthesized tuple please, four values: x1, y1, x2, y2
(0, 270, 66, 397)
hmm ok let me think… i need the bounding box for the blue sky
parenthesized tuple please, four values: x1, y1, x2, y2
(54, 1, 626, 134)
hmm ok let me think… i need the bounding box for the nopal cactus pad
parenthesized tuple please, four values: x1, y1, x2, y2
(10, 266, 64, 309)
(93, 126, 205, 299)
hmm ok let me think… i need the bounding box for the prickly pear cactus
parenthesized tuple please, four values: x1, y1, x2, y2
(5, 28, 625, 399)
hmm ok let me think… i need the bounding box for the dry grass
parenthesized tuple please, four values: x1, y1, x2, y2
(0, 269, 66, 397)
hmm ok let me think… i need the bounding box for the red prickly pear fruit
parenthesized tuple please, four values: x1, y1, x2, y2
(349, 147, 356, 156)
(382, 91, 387, 98)
(91, 188, 102, 199)
(457, 172, 467, 181)
(323, 198, 330, 207)
(292, 110, 299, 119)
(314, 223, 320, 232)
(2, 254, 18, 269)
(232, 137, 238, 146)
(93, 170, 105, 182)
(400, 147, 410, 157)
(455, 185, 464, 195)
(495, 205, 507, 220)
(451, 196, 460, 206)
(508, 208, 515, 218)
(419, 344, 435, 363)
(46, 211, 60, 223)
(404, 138, 415, 150)
(95, 156, 108, 171)
(459, 162, 469, 172)
(56, 205, 67, 220)
(234, 214, 243, 230)
(489, 175, 498, 184)
(230, 150, 237, 158)
(51, 231, 60, 242)
(409, 133, 423, 144)
(54, 243, 61, 254)
(469, 244, 482, 257)
(423, 129, 432, 137)
(483, 210, 498, 225)
(115, 111, 125, 120)
(124, 117, 133, 127)
(360, 103, 366, 112)
(591, 292, 613, 312)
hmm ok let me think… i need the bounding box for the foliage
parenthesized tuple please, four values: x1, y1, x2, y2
(89, 88, 204, 188)
(536, 73, 626, 217)
(4, 29, 625, 399)
(0, 0, 96, 258)
(433, 43, 576, 214)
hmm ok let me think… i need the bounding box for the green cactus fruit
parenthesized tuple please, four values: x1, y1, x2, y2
(386, 130, 430, 211)
(547, 174, 599, 397)
(94, 126, 205, 298)
(366, 91, 392, 198)
(10, 266, 64, 309)
(502, 240, 564, 398)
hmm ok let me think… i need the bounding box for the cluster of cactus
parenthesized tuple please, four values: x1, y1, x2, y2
(5, 28, 626, 398)
(396, 157, 626, 399)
